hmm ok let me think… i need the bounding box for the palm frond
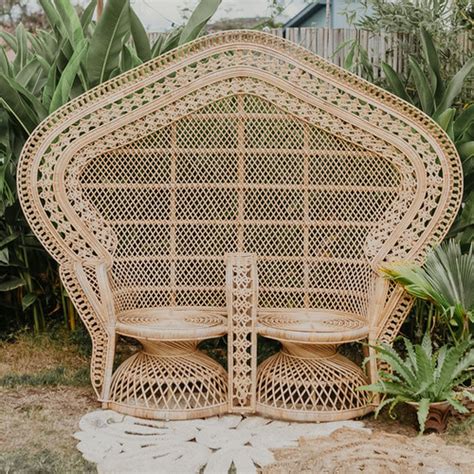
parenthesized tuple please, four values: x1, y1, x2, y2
(382, 241, 474, 340)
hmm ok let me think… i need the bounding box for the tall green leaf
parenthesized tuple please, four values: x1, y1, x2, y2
(408, 56, 434, 116)
(54, 0, 84, 48)
(130, 8, 151, 62)
(381, 62, 412, 104)
(0, 31, 17, 52)
(434, 57, 474, 118)
(154, 28, 182, 56)
(120, 44, 142, 73)
(454, 105, 474, 141)
(179, 0, 221, 45)
(458, 142, 474, 162)
(436, 108, 455, 139)
(420, 27, 444, 102)
(38, 0, 65, 42)
(42, 57, 59, 108)
(50, 40, 88, 112)
(29, 30, 58, 64)
(2, 74, 48, 121)
(0, 47, 11, 76)
(86, 0, 131, 86)
(13, 24, 29, 74)
(0, 75, 40, 132)
(15, 58, 45, 89)
(81, 0, 97, 32)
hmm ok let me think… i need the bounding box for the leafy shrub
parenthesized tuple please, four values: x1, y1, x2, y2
(361, 334, 474, 432)
(382, 241, 474, 342)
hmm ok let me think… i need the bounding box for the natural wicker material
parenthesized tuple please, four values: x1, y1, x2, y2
(226, 253, 258, 413)
(17, 30, 462, 421)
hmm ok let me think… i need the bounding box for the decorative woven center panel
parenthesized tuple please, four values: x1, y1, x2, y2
(78, 92, 401, 318)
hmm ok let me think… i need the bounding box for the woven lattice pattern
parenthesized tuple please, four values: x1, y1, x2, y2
(17, 30, 462, 420)
(75, 92, 404, 319)
(256, 344, 371, 421)
(108, 342, 228, 419)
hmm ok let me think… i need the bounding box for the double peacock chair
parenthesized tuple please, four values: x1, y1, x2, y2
(18, 31, 462, 421)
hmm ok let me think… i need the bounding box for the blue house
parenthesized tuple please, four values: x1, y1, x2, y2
(283, 1, 366, 29)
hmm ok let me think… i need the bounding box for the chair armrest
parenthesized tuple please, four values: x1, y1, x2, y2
(367, 272, 390, 338)
(74, 261, 116, 329)
(59, 260, 116, 400)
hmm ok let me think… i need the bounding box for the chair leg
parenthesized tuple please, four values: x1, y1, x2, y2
(256, 342, 372, 422)
(99, 333, 116, 403)
(225, 253, 258, 414)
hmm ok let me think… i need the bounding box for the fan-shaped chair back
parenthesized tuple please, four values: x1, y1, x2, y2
(18, 32, 461, 331)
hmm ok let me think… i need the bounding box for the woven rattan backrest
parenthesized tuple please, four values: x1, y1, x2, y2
(79, 95, 401, 317)
(18, 31, 462, 323)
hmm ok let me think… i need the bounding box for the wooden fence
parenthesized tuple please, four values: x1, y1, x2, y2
(147, 28, 473, 89)
(269, 28, 473, 80)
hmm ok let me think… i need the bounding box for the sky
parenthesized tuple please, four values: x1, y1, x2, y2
(130, 0, 309, 32)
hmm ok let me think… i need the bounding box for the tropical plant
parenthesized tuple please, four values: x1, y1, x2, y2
(357, 0, 471, 36)
(356, 0, 473, 81)
(382, 241, 474, 343)
(0, 0, 221, 335)
(341, 1, 473, 85)
(381, 27, 473, 122)
(377, 28, 474, 245)
(360, 334, 474, 433)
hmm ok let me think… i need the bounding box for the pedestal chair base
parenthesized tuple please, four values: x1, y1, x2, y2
(105, 341, 228, 420)
(256, 343, 372, 422)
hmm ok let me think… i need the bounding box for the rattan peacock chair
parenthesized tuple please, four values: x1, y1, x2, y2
(18, 31, 462, 421)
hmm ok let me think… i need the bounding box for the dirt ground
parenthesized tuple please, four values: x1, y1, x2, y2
(0, 333, 97, 472)
(0, 333, 473, 473)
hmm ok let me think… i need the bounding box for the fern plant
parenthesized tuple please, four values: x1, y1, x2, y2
(382, 241, 474, 342)
(360, 334, 474, 433)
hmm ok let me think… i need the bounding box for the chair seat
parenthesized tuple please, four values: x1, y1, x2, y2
(116, 308, 227, 341)
(257, 309, 369, 343)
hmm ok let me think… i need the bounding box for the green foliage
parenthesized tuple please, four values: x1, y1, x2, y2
(342, 7, 473, 245)
(382, 241, 474, 342)
(360, 334, 474, 433)
(86, 0, 131, 86)
(377, 28, 474, 244)
(0, 0, 221, 335)
(356, 0, 473, 82)
(357, 0, 471, 35)
(0, 366, 89, 387)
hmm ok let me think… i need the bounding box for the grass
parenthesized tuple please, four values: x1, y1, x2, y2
(0, 365, 89, 388)
(445, 414, 474, 448)
(0, 331, 96, 473)
(0, 329, 90, 379)
(0, 447, 95, 473)
(0, 385, 97, 473)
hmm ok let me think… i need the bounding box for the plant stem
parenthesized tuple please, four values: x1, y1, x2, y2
(60, 281, 68, 329)
(19, 232, 41, 334)
(67, 298, 76, 331)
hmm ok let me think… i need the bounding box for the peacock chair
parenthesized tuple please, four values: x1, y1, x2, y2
(17, 30, 462, 421)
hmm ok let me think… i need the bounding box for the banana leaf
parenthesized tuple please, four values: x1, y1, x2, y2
(86, 0, 131, 86)
(179, 0, 221, 45)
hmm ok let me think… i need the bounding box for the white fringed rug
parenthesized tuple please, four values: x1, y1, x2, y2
(74, 410, 369, 473)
